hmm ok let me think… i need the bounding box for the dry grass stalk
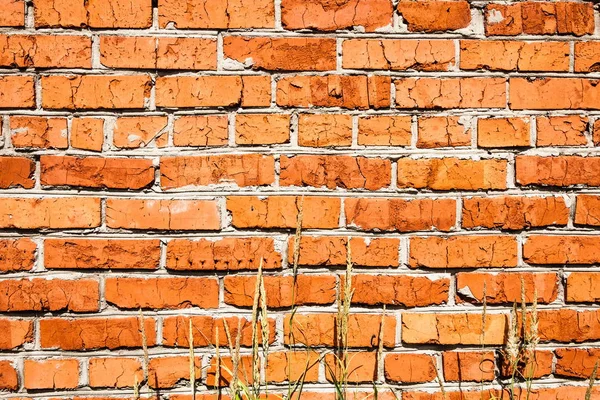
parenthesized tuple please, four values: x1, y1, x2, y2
(376, 306, 386, 384)
(138, 309, 149, 383)
(251, 260, 264, 396)
(586, 360, 599, 400)
(133, 375, 140, 400)
(259, 262, 270, 391)
(215, 328, 221, 394)
(189, 319, 196, 395)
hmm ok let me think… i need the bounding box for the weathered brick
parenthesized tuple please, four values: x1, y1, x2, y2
(397, 1, 471, 32)
(298, 114, 353, 147)
(0, 76, 35, 109)
(537, 309, 600, 343)
(113, 115, 168, 148)
(0, 156, 35, 189)
(555, 348, 600, 378)
(23, 359, 79, 390)
(510, 78, 600, 110)
(575, 42, 600, 72)
(516, 156, 600, 187)
(0, 360, 18, 391)
(566, 273, 600, 303)
(236, 114, 290, 145)
(88, 357, 143, 389)
(385, 354, 436, 383)
(0, 0, 24, 27)
(575, 195, 600, 227)
(0, 197, 101, 229)
(0, 34, 92, 68)
(0, 238, 36, 273)
(10, 116, 68, 149)
(358, 115, 412, 146)
(0, 318, 33, 349)
(443, 351, 495, 382)
(173, 115, 228, 147)
(456, 272, 558, 304)
(148, 356, 201, 389)
(71, 118, 105, 151)
(417, 116, 471, 148)
(267, 351, 320, 383)
(325, 352, 377, 383)
(524, 235, 600, 265)
(351, 274, 449, 307)
(478, 117, 530, 148)
(536, 115, 588, 146)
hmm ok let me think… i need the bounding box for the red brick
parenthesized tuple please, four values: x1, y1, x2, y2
(0, 238, 36, 273)
(41, 75, 151, 110)
(575, 195, 600, 226)
(267, 351, 320, 383)
(410, 236, 518, 268)
(510, 78, 600, 110)
(345, 197, 456, 232)
(113, 116, 168, 149)
(358, 115, 412, 146)
(0, 360, 18, 391)
(0, 34, 92, 68)
(298, 114, 352, 147)
(206, 355, 254, 388)
(71, 118, 105, 151)
(555, 348, 600, 378)
(325, 352, 377, 383)
(385, 353, 436, 383)
(159, 0, 275, 29)
(460, 40, 570, 72)
(524, 235, 600, 265)
(343, 39, 455, 71)
(417, 116, 471, 148)
(566, 272, 600, 303)
(10, 116, 68, 149)
(105, 277, 219, 310)
(0, 156, 34, 189)
(157, 37, 217, 70)
(402, 313, 507, 345)
(45, 238, 160, 270)
(40, 317, 156, 350)
(160, 154, 275, 189)
(537, 309, 600, 343)
(224, 275, 336, 308)
(443, 351, 495, 382)
(406, 387, 599, 400)
(478, 117, 530, 148)
(284, 313, 396, 347)
(148, 356, 201, 389)
(517, 156, 600, 187)
(351, 274, 449, 307)
(456, 272, 558, 304)
(398, 158, 507, 190)
(0, 197, 101, 229)
(224, 37, 336, 71)
(500, 350, 553, 379)
(88, 358, 143, 389)
(236, 114, 290, 145)
(0, 0, 24, 27)
(41, 155, 155, 190)
(106, 199, 221, 231)
(34, 0, 152, 28)
(0, 76, 35, 109)
(0, 278, 98, 312)
(280, 155, 391, 190)
(536, 115, 588, 146)
(227, 196, 340, 229)
(395, 77, 506, 109)
(0, 318, 33, 349)
(462, 196, 569, 230)
(289, 236, 400, 267)
(100, 36, 154, 69)
(397, 1, 471, 32)
(281, 0, 393, 32)
(173, 115, 228, 147)
(23, 359, 79, 390)
(575, 42, 600, 72)
(277, 75, 390, 109)
(156, 75, 270, 108)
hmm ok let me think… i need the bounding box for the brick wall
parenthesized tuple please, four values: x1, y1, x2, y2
(1, 0, 600, 398)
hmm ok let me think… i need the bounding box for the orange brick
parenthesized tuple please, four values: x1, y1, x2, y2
(406, 387, 598, 400)
(410, 236, 518, 268)
(88, 358, 143, 389)
(517, 156, 600, 187)
(417, 116, 471, 148)
(227, 196, 340, 229)
(157, 37, 217, 70)
(41, 155, 155, 190)
(343, 39, 455, 71)
(224, 37, 336, 71)
(0, 156, 35, 189)
(443, 351, 495, 382)
(0, 0, 24, 27)
(71, 118, 105, 151)
(34, 0, 152, 28)
(536, 115, 588, 146)
(10, 116, 68, 149)
(24, 359, 79, 390)
(159, 0, 275, 29)
(289, 236, 400, 267)
(281, 0, 392, 31)
(106, 199, 221, 231)
(0, 76, 35, 108)
(0, 197, 101, 229)
(537, 309, 600, 343)
(555, 2, 594, 35)
(206, 355, 254, 388)
(277, 75, 390, 109)
(105, 277, 219, 310)
(500, 350, 553, 379)
(224, 275, 336, 308)
(395, 77, 506, 109)
(167, 238, 281, 271)
(398, 0, 470, 32)
(284, 313, 396, 347)
(385, 354, 436, 383)
(113, 115, 168, 148)
(462, 196, 569, 230)
(575, 42, 600, 72)
(566, 272, 600, 303)
(402, 313, 506, 345)
(298, 114, 352, 147)
(0, 360, 17, 391)
(0, 238, 36, 273)
(485, 4, 522, 35)
(160, 154, 275, 189)
(460, 40, 569, 72)
(100, 36, 155, 69)
(397, 158, 507, 190)
(173, 115, 228, 147)
(0, 318, 33, 349)
(267, 351, 320, 383)
(524, 235, 600, 265)
(456, 272, 558, 304)
(0, 278, 99, 312)
(345, 197, 456, 232)
(45, 238, 161, 270)
(325, 352, 377, 383)
(351, 274, 449, 307)
(510, 77, 600, 110)
(156, 75, 270, 108)
(575, 195, 600, 226)
(148, 356, 201, 389)
(280, 155, 391, 190)
(555, 348, 600, 378)
(40, 317, 156, 350)
(235, 114, 290, 145)
(478, 117, 530, 148)
(41, 75, 151, 109)
(358, 115, 412, 146)
(0, 34, 92, 68)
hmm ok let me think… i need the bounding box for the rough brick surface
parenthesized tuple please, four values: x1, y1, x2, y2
(0, 2, 598, 398)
